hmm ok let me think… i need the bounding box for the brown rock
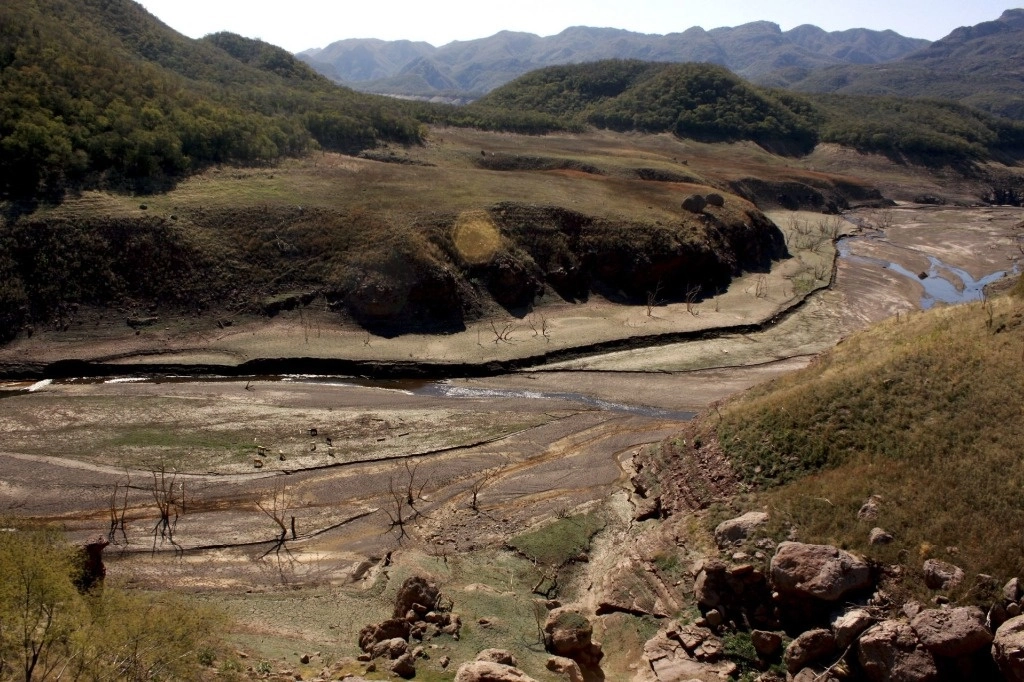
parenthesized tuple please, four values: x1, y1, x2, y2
(910, 606, 992, 657)
(771, 542, 872, 602)
(714, 511, 769, 548)
(751, 630, 783, 657)
(394, 576, 441, 618)
(390, 653, 416, 679)
(705, 193, 725, 207)
(358, 619, 411, 652)
(993, 615, 1024, 681)
(454, 661, 539, 682)
(784, 629, 836, 674)
(475, 649, 517, 667)
(858, 495, 882, 521)
(545, 656, 583, 682)
(833, 608, 876, 649)
(857, 620, 937, 682)
(682, 194, 707, 214)
(1006, 578, 1023, 603)
(370, 638, 408, 661)
(869, 527, 894, 545)
(922, 559, 964, 591)
(543, 608, 594, 660)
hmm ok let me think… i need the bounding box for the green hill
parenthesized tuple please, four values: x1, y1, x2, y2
(0, 0, 424, 200)
(463, 59, 1024, 162)
(714, 289, 1024, 601)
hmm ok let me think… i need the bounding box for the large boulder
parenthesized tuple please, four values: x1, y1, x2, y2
(393, 576, 441, 618)
(681, 194, 707, 214)
(546, 656, 583, 682)
(922, 559, 964, 591)
(770, 542, 872, 602)
(370, 637, 408, 660)
(909, 607, 992, 657)
(857, 620, 938, 682)
(784, 628, 836, 674)
(544, 607, 595, 660)
(359, 618, 411, 652)
(475, 649, 517, 667)
(454, 661, 539, 682)
(993, 615, 1024, 681)
(713, 511, 769, 548)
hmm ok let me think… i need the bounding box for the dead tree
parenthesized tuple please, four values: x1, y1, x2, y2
(490, 320, 516, 344)
(108, 472, 131, 546)
(468, 460, 508, 513)
(150, 466, 187, 555)
(256, 484, 295, 559)
(381, 460, 430, 545)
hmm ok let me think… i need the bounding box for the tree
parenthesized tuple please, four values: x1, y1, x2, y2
(0, 528, 84, 682)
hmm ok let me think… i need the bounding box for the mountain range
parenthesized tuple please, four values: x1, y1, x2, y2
(297, 22, 929, 101)
(298, 9, 1024, 119)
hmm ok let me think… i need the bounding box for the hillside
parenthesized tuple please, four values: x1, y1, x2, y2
(463, 60, 1024, 163)
(0, 0, 425, 201)
(787, 9, 1024, 119)
(298, 23, 928, 99)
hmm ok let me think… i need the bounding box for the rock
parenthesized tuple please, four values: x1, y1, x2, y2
(394, 576, 441, 618)
(770, 542, 872, 602)
(869, 528, 894, 545)
(440, 655, 451, 669)
(704, 609, 724, 628)
(299, 653, 310, 664)
(1011, 604, 1023, 618)
(833, 608, 876, 649)
(903, 601, 924, 619)
(922, 559, 964, 591)
(793, 666, 842, 682)
(544, 608, 594, 660)
(1006, 578, 1023, 603)
(705, 193, 725, 207)
(858, 495, 882, 521)
(910, 606, 992, 657)
(857, 620, 937, 682)
(693, 561, 726, 609)
(358, 619, 411, 651)
(641, 629, 734, 682)
(476, 649, 517, 667)
(784, 629, 836, 674)
(545, 656, 584, 682)
(714, 511, 769, 548)
(77, 535, 109, 591)
(751, 630, 783, 657)
(994, 615, 1024, 681)
(454, 660, 539, 682)
(682, 194, 707, 214)
(390, 653, 416, 679)
(991, 603, 1011, 630)
(370, 638, 408, 661)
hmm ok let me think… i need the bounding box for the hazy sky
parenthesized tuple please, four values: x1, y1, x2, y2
(135, 1, 1019, 52)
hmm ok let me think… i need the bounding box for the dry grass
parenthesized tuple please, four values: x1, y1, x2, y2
(717, 292, 1024, 601)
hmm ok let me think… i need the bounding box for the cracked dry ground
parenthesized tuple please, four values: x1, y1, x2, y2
(0, 377, 687, 590)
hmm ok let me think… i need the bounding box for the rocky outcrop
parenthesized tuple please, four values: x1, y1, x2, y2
(909, 606, 992, 657)
(714, 511, 768, 548)
(770, 542, 872, 602)
(857, 620, 938, 682)
(597, 555, 681, 617)
(545, 656, 583, 682)
(393, 576, 442, 618)
(785, 628, 837, 674)
(543, 607, 603, 668)
(994, 615, 1024, 681)
(922, 559, 965, 591)
(454, 660, 539, 682)
(693, 558, 776, 630)
(833, 608, 876, 649)
(640, 624, 737, 682)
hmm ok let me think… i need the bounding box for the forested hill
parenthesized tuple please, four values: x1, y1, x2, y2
(463, 60, 1024, 163)
(0, 0, 425, 201)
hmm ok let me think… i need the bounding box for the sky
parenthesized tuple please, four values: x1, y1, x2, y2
(134, 1, 1019, 53)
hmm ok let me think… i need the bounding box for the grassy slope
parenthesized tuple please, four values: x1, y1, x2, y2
(715, 291, 1024, 600)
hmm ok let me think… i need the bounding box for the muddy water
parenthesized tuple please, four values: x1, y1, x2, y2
(838, 236, 1016, 309)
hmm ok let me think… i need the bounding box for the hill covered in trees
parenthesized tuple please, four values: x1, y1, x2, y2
(0, 0, 425, 201)
(458, 60, 1024, 163)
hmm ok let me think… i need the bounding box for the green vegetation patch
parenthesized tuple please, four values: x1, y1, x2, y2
(506, 512, 605, 567)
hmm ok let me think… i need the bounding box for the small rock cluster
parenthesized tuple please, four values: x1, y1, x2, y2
(356, 576, 460, 679)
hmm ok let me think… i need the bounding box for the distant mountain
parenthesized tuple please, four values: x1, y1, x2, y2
(298, 23, 928, 99)
(786, 9, 1024, 119)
